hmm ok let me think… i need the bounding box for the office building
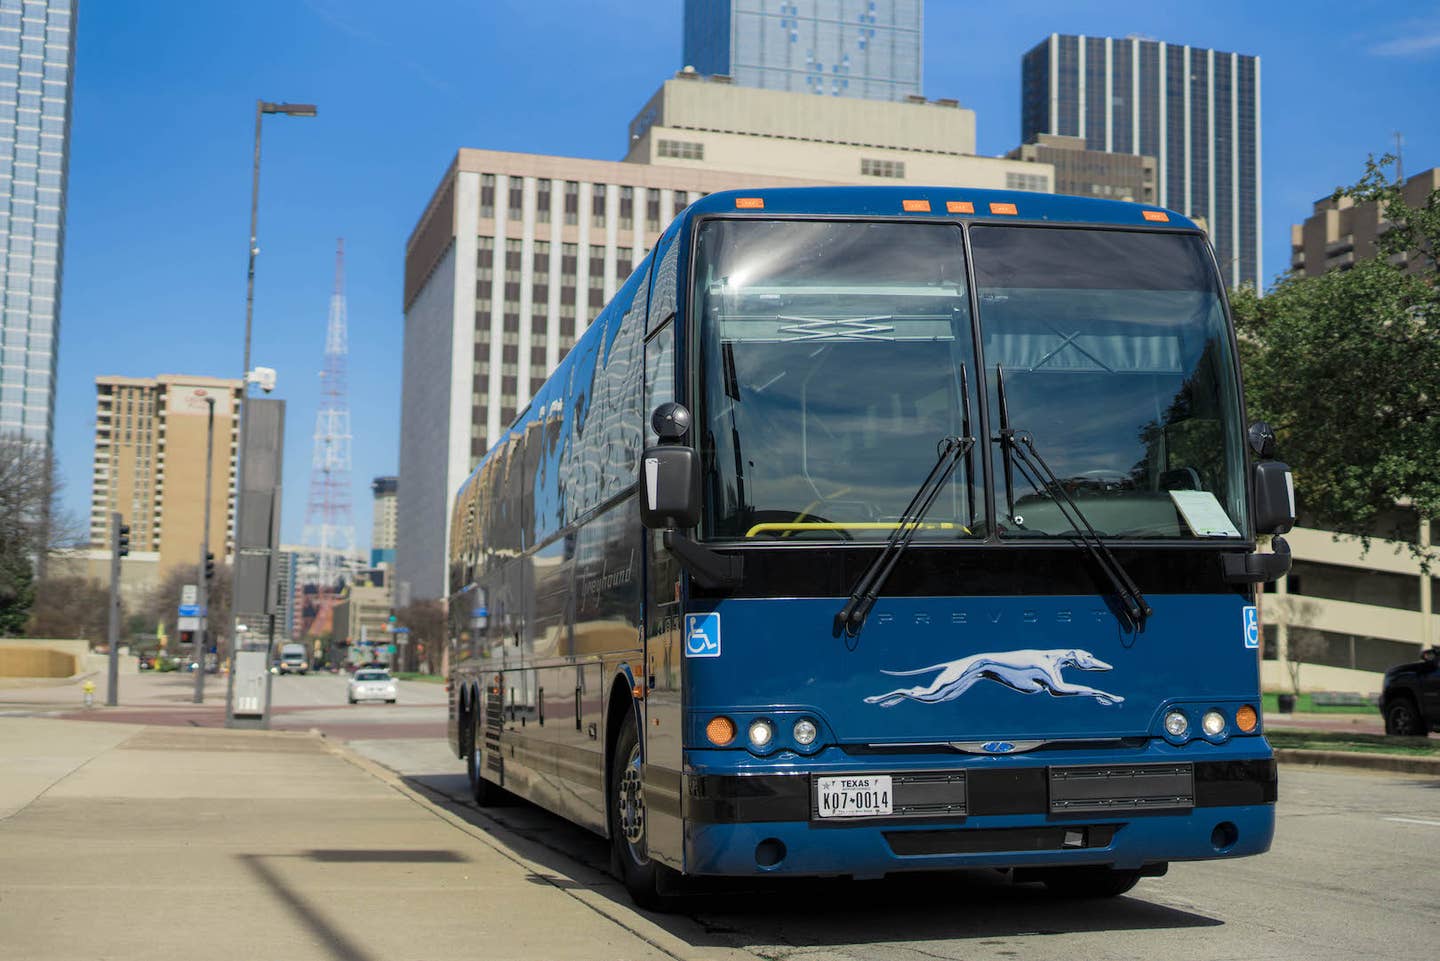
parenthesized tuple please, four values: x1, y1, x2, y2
(370, 475, 397, 567)
(1021, 34, 1260, 287)
(683, 0, 922, 101)
(396, 149, 824, 600)
(397, 79, 1056, 601)
(90, 375, 240, 579)
(1007, 133, 1156, 203)
(1261, 516, 1436, 695)
(1290, 167, 1439, 276)
(629, 73, 1049, 190)
(0, 0, 77, 448)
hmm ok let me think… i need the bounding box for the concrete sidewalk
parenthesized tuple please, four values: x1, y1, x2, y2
(0, 718, 728, 961)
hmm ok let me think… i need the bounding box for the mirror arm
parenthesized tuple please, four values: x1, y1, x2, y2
(663, 530, 744, 589)
(1220, 536, 1292, 584)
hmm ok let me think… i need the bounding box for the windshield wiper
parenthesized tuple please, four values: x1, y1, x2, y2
(994, 366, 1152, 630)
(832, 435, 974, 640)
(833, 358, 977, 642)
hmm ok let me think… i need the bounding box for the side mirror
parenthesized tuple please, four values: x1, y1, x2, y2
(639, 403, 700, 530)
(1253, 460, 1295, 535)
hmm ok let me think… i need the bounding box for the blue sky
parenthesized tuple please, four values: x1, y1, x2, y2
(57, 0, 1440, 549)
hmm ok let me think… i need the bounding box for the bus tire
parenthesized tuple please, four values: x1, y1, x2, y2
(609, 715, 679, 911)
(1040, 866, 1142, 898)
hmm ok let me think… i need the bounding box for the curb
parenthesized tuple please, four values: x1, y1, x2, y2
(1276, 748, 1440, 775)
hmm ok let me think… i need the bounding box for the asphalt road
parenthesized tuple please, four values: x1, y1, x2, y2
(270, 671, 449, 739)
(10, 670, 450, 741)
(352, 737, 1440, 961)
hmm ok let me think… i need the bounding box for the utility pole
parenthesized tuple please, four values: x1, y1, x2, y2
(194, 397, 216, 704)
(1394, 131, 1405, 184)
(105, 512, 129, 706)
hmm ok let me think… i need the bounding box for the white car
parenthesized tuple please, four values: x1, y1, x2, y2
(348, 669, 398, 704)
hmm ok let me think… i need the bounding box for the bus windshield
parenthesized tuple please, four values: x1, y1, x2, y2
(694, 219, 982, 542)
(694, 219, 1248, 543)
(973, 226, 1247, 539)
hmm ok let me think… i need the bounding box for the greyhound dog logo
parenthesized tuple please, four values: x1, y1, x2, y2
(864, 649, 1124, 707)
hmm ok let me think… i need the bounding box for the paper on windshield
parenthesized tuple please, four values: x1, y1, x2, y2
(1169, 490, 1242, 538)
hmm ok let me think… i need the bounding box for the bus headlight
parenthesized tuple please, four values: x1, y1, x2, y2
(1202, 710, 1226, 736)
(748, 719, 774, 749)
(792, 718, 818, 746)
(1163, 710, 1189, 738)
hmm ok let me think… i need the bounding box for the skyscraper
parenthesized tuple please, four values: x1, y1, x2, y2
(370, 475, 397, 567)
(683, 0, 922, 101)
(1021, 34, 1260, 288)
(0, 0, 76, 447)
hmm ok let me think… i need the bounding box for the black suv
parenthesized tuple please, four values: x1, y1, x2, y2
(1381, 647, 1440, 735)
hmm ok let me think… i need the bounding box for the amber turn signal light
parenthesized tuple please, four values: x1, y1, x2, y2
(706, 716, 736, 746)
(1236, 705, 1258, 733)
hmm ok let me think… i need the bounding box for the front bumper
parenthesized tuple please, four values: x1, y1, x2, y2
(669, 741, 1276, 877)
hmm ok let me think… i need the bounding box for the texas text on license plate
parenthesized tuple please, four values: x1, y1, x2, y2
(815, 775, 893, 818)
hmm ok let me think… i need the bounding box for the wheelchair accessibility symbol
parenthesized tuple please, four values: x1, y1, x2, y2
(1242, 606, 1259, 649)
(685, 613, 721, 658)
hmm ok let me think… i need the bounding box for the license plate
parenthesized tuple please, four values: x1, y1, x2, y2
(815, 775, 893, 818)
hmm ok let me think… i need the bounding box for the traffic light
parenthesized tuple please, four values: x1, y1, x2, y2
(179, 629, 194, 647)
(204, 552, 216, 582)
(116, 522, 131, 558)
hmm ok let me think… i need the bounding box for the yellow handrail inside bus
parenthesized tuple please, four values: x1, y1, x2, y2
(745, 521, 971, 537)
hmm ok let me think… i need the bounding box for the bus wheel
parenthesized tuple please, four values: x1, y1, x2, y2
(609, 718, 678, 911)
(1040, 866, 1141, 898)
(469, 703, 505, 806)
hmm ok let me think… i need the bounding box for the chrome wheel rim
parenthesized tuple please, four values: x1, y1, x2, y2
(618, 742, 647, 864)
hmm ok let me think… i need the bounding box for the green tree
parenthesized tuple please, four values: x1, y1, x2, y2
(0, 554, 34, 635)
(0, 432, 75, 634)
(1230, 155, 1440, 562)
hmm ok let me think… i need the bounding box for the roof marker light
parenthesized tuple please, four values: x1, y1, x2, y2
(735, 197, 765, 209)
(946, 200, 975, 214)
(989, 202, 1018, 215)
(1143, 209, 1170, 222)
(902, 199, 931, 212)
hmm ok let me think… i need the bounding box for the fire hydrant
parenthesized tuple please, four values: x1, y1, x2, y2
(82, 680, 95, 709)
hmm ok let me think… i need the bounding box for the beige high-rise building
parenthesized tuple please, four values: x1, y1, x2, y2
(1289, 167, 1439, 276)
(370, 476, 397, 566)
(90, 375, 241, 579)
(395, 77, 1060, 601)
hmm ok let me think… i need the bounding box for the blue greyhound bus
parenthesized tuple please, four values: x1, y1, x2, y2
(447, 186, 1294, 908)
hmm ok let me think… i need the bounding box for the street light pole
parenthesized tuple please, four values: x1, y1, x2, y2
(228, 100, 316, 711)
(194, 396, 215, 704)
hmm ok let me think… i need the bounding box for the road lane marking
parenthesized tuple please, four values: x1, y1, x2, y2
(1382, 816, 1440, 827)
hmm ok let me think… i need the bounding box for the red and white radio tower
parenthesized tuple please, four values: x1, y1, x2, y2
(302, 239, 357, 607)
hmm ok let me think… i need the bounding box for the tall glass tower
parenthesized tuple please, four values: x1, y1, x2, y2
(1021, 34, 1260, 289)
(0, 0, 76, 448)
(683, 0, 922, 102)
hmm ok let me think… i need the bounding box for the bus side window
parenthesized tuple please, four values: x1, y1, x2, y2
(648, 226, 680, 336)
(645, 320, 675, 445)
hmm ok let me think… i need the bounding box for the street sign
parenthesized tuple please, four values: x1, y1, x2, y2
(394, 627, 411, 634)
(178, 616, 201, 631)
(181, 585, 198, 605)
(178, 604, 202, 618)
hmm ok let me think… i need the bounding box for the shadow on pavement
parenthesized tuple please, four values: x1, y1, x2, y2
(237, 852, 377, 961)
(237, 848, 473, 961)
(399, 771, 1223, 952)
